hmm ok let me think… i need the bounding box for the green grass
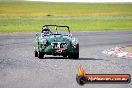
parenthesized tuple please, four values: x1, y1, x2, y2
(122, 47, 132, 52)
(0, 1, 132, 33)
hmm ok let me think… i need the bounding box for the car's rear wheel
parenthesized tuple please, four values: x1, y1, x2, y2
(38, 51, 44, 59)
(73, 53, 79, 59)
(34, 51, 38, 57)
(63, 55, 67, 58)
(68, 54, 72, 59)
(69, 53, 79, 59)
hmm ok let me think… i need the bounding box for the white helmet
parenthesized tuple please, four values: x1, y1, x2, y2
(42, 26, 49, 31)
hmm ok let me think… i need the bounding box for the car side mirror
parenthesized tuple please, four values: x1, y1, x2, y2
(69, 33, 72, 37)
(36, 33, 39, 36)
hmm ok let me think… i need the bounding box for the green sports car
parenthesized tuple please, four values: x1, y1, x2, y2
(34, 25, 79, 59)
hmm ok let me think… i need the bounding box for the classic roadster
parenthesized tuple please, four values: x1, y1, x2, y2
(34, 25, 79, 59)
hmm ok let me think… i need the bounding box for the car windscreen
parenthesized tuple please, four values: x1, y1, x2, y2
(47, 26, 69, 35)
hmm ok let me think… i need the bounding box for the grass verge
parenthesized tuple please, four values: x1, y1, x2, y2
(0, 2, 132, 33)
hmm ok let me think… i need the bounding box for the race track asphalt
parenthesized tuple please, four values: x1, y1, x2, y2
(0, 31, 132, 88)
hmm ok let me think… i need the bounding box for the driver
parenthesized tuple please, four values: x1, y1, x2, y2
(41, 26, 50, 33)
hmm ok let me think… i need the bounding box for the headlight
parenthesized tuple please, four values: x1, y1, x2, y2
(41, 39, 47, 45)
(72, 38, 78, 46)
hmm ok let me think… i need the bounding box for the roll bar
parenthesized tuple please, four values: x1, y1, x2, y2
(43, 25, 70, 33)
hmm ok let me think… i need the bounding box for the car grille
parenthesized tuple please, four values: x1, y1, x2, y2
(51, 42, 67, 49)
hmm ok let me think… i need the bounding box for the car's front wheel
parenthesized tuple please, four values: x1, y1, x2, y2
(73, 53, 79, 59)
(38, 51, 44, 59)
(68, 53, 79, 60)
(34, 51, 38, 57)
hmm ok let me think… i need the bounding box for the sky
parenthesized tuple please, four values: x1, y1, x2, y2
(27, 0, 132, 2)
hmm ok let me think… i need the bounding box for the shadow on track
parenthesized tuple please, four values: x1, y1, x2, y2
(78, 58, 104, 60)
(39, 56, 104, 61)
(44, 57, 67, 59)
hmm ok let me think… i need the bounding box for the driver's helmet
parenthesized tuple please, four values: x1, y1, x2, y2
(42, 26, 49, 32)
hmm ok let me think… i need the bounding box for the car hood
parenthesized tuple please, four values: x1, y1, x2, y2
(45, 35, 71, 43)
